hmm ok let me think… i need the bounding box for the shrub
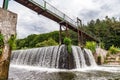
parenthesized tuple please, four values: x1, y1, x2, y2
(99, 42, 105, 49)
(85, 41, 96, 53)
(0, 33, 4, 47)
(63, 37, 72, 53)
(0, 48, 2, 55)
(8, 34, 16, 50)
(97, 55, 102, 65)
(36, 38, 58, 47)
(108, 45, 120, 55)
(0, 33, 4, 55)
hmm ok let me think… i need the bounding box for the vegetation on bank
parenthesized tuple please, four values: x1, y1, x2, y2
(36, 38, 58, 47)
(85, 41, 96, 53)
(0, 33, 4, 55)
(108, 45, 120, 55)
(82, 16, 120, 49)
(8, 34, 17, 50)
(16, 16, 120, 50)
(63, 37, 72, 53)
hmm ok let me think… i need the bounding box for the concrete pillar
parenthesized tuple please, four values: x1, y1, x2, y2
(0, 8, 17, 80)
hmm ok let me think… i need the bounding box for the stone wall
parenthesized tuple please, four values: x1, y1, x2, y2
(0, 8, 17, 80)
(96, 48, 108, 64)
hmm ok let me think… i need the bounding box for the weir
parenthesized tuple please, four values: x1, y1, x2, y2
(11, 45, 97, 69)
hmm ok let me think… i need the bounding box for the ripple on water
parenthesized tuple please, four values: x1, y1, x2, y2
(8, 65, 120, 80)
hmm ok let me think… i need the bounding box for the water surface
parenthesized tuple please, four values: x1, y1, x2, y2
(8, 65, 120, 80)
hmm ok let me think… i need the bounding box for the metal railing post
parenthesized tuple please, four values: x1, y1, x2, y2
(65, 23, 69, 37)
(2, 0, 9, 10)
(77, 17, 83, 46)
(43, 0, 46, 10)
(63, 14, 65, 21)
(59, 24, 62, 45)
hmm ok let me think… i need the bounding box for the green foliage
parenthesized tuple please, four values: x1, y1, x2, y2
(97, 55, 102, 65)
(0, 33, 4, 55)
(82, 16, 120, 49)
(85, 41, 96, 53)
(99, 42, 105, 49)
(36, 38, 58, 47)
(63, 37, 72, 53)
(98, 55, 101, 59)
(67, 44, 72, 53)
(16, 31, 63, 49)
(63, 37, 71, 45)
(15, 16, 120, 50)
(0, 33, 4, 47)
(8, 34, 16, 50)
(0, 48, 2, 55)
(108, 45, 120, 55)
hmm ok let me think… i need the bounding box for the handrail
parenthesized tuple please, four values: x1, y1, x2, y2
(16, 0, 99, 42)
(30, 0, 77, 27)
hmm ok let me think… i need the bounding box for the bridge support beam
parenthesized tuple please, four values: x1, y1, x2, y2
(59, 24, 62, 45)
(77, 30, 80, 46)
(77, 18, 84, 47)
(80, 31, 84, 46)
(65, 23, 69, 37)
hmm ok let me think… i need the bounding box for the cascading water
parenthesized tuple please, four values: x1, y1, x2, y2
(9, 45, 120, 80)
(11, 45, 97, 69)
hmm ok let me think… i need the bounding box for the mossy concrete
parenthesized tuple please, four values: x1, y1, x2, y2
(0, 8, 17, 80)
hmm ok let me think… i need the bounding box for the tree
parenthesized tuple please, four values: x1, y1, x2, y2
(63, 37, 72, 53)
(82, 16, 120, 50)
(36, 38, 58, 47)
(8, 34, 16, 50)
(85, 41, 96, 53)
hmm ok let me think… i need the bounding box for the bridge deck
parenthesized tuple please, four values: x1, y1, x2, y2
(14, 0, 99, 42)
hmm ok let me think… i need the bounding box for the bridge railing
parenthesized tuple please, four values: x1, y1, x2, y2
(31, 0, 44, 7)
(31, 0, 77, 28)
(45, 1, 64, 20)
(30, 0, 99, 41)
(64, 15, 77, 27)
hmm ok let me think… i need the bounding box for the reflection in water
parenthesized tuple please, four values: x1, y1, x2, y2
(8, 65, 120, 80)
(58, 72, 76, 80)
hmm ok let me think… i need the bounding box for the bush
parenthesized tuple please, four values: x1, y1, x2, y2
(108, 45, 120, 55)
(36, 38, 58, 47)
(0, 33, 4, 47)
(63, 37, 72, 53)
(0, 48, 2, 55)
(0, 33, 4, 55)
(8, 34, 16, 50)
(63, 37, 71, 45)
(97, 55, 102, 65)
(99, 42, 105, 49)
(85, 41, 96, 53)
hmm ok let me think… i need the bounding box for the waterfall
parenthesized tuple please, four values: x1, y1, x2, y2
(84, 49, 97, 66)
(11, 45, 97, 69)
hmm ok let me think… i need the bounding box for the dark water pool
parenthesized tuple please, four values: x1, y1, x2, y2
(8, 65, 120, 80)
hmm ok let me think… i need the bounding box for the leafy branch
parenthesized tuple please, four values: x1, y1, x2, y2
(8, 34, 16, 50)
(63, 37, 72, 53)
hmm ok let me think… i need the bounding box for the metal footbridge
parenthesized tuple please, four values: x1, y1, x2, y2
(3, 0, 99, 42)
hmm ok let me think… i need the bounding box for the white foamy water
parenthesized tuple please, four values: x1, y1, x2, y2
(11, 45, 97, 69)
(9, 45, 120, 80)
